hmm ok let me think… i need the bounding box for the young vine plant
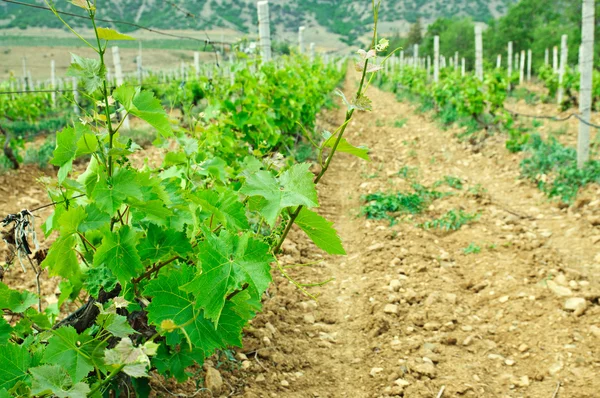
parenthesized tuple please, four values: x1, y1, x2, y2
(0, 0, 393, 396)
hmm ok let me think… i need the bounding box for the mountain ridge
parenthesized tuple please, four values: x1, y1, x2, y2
(0, 0, 517, 45)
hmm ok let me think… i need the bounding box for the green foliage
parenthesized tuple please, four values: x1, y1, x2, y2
(420, 209, 479, 231)
(434, 176, 464, 190)
(520, 134, 600, 202)
(463, 242, 481, 254)
(361, 184, 444, 223)
(0, 2, 390, 395)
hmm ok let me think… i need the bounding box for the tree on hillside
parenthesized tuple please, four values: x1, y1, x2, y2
(406, 18, 423, 47)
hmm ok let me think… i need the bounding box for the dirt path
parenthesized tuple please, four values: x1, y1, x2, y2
(235, 71, 600, 398)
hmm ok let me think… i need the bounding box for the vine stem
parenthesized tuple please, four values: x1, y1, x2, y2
(272, 26, 377, 255)
(88, 364, 125, 395)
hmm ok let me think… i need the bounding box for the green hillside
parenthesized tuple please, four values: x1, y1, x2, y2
(0, 0, 517, 45)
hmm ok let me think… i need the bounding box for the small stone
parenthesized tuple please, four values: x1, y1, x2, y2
(591, 325, 600, 338)
(255, 374, 266, 383)
(384, 304, 399, 315)
(394, 378, 410, 387)
(547, 280, 573, 297)
(204, 367, 223, 395)
(462, 335, 474, 346)
(488, 354, 504, 361)
(368, 243, 385, 252)
(370, 367, 384, 377)
(555, 274, 568, 286)
(548, 362, 563, 375)
(564, 297, 587, 316)
(413, 362, 436, 378)
(281, 380, 289, 387)
(517, 376, 530, 387)
(241, 360, 252, 370)
(423, 322, 441, 331)
(304, 314, 316, 324)
(569, 280, 579, 290)
(505, 359, 515, 366)
(389, 280, 402, 292)
(499, 295, 509, 303)
(518, 344, 529, 352)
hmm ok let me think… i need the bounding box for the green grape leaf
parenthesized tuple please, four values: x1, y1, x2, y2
(42, 326, 107, 383)
(153, 343, 204, 382)
(0, 343, 32, 390)
(127, 199, 173, 226)
(0, 318, 12, 345)
(97, 27, 135, 41)
(30, 365, 90, 398)
(180, 231, 273, 325)
(51, 125, 79, 167)
(58, 206, 87, 235)
(96, 312, 136, 339)
(295, 207, 346, 255)
(104, 338, 151, 378)
(41, 234, 80, 279)
(93, 226, 143, 286)
(67, 53, 106, 93)
(91, 168, 142, 214)
(195, 189, 249, 232)
(240, 163, 319, 226)
(144, 266, 245, 355)
(84, 267, 118, 299)
(113, 86, 172, 137)
(136, 224, 192, 264)
(322, 131, 370, 161)
(79, 204, 111, 233)
(0, 283, 38, 313)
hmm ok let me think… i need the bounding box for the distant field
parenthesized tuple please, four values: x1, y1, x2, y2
(0, 35, 220, 51)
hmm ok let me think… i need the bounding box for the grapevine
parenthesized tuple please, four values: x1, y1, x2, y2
(0, 1, 392, 396)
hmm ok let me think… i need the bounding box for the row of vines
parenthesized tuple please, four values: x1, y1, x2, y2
(0, 1, 390, 397)
(376, 64, 600, 202)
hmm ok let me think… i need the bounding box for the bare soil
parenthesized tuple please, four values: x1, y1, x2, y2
(1, 72, 600, 397)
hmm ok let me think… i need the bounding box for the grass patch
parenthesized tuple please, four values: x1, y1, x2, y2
(463, 242, 481, 254)
(420, 209, 479, 231)
(361, 183, 445, 224)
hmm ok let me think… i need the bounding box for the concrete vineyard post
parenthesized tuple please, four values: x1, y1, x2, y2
(71, 55, 79, 116)
(497, 54, 502, 69)
(557, 34, 568, 105)
(475, 25, 483, 80)
(413, 44, 418, 69)
(50, 60, 56, 108)
(454, 51, 459, 71)
(111, 46, 130, 130)
(545, 48, 549, 65)
(553, 46, 558, 73)
(578, 0, 595, 168)
(310, 43, 315, 62)
(519, 50, 525, 84)
(515, 52, 519, 79)
(461, 58, 465, 76)
(579, 44, 584, 72)
(298, 26, 305, 54)
(434, 35, 439, 83)
(22, 57, 30, 91)
(427, 55, 431, 79)
(194, 52, 200, 77)
(527, 49, 532, 81)
(507, 42, 513, 90)
(257, 1, 272, 61)
(137, 42, 143, 84)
